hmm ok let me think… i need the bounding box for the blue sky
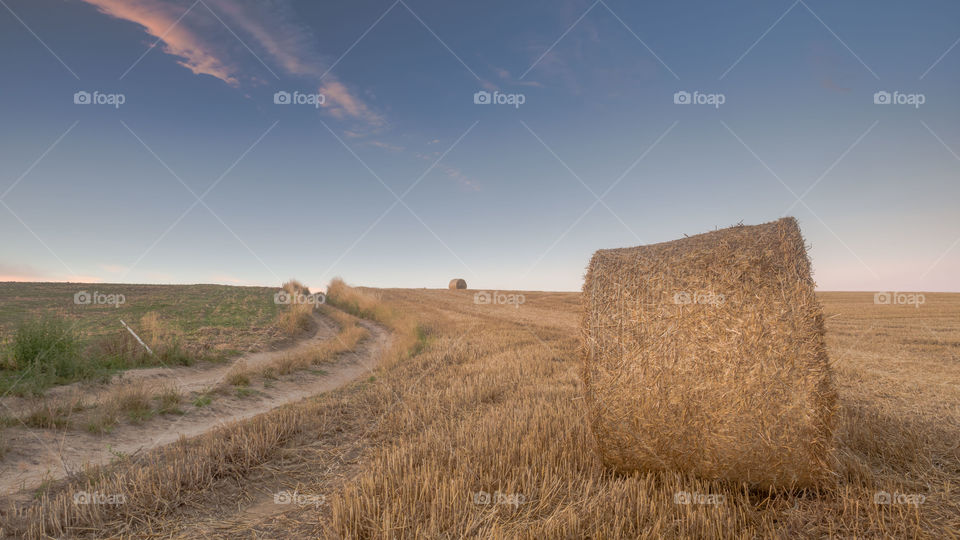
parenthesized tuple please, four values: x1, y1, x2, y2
(0, 0, 958, 291)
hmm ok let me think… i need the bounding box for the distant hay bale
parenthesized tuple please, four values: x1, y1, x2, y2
(581, 217, 837, 489)
(448, 278, 467, 290)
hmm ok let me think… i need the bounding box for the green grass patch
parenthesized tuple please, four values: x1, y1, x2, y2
(0, 283, 290, 395)
(155, 388, 184, 415)
(192, 394, 212, 408)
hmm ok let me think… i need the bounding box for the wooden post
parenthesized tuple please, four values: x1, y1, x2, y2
(120, 319, 155, 357)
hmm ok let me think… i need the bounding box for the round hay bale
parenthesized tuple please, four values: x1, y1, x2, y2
(581, 217, 837, 489)
(448, 278, 467, 290)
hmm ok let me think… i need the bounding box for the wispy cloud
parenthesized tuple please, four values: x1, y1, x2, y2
(319, 80, 385, 127)
(442, 164, 480, 191)
(366, 140, 404, 152)
(81, 0, 384, 126)
(490, 66, 543, 89)
(414, 152, 479, 192)
(82, 0, 241, 84)
(204, 0, 323, 78)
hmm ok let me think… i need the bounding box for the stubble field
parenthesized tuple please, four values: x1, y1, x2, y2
(1, 284, 958, 538)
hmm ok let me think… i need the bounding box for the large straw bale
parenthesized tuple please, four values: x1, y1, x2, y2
(448, 279, 467, 290)
(581, 217, 837, 488)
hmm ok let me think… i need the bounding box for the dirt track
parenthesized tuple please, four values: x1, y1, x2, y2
(0, 312, 390, 496)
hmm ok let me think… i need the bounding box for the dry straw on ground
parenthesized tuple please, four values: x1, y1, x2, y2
(448, 278, 467, 290)
(581, 217, 838, 489)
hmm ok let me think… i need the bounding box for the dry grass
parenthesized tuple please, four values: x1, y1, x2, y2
(2, 285, 957, 539)
(327, 277, 426, 368)
(271, 279, 319, 336)
(0, 283, 289, 362)
(324, 289, 957, 539)
(22, 397, 84, 430)
(224, 305, 370, 386)
(0, 298, 388, 538)
(12, 382, 186, 435)
(225, 362, 252, 387)
(139, 312, 179, 351)
(582, 218, 836, 488)
(155, 386, 184, 415)
(277, 303, 313, 336)
(282, 279, 309, 296)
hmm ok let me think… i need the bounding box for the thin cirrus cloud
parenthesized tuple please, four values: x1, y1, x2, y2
(318, 80, 385, 127)
(81, 0, 240, 84)
(80, 0, 381, 126)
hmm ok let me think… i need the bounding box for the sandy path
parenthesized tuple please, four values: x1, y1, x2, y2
(0, 315, 389, 496)
(106, 313, 340, 394)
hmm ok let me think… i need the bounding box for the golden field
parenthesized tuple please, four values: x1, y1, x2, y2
(2, 285, 958, 538)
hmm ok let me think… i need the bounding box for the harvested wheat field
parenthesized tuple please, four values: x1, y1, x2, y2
(582, 218, 837, 489)
(2, 281, 957, 538)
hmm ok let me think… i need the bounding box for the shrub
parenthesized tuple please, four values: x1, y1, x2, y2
(278, 303, 313, 336)
(11, 316, 85, 383)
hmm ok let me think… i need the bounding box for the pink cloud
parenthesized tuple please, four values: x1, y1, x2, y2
(82, 0, 240, 84)
(319, 80, 385, 127)
(205, 0, 322, 77)
(82, 0, 384, 128)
